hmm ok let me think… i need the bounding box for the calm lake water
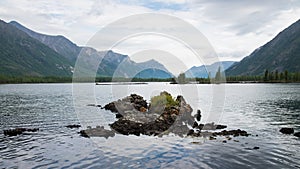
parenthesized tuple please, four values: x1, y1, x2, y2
(0, 83, 299, 168)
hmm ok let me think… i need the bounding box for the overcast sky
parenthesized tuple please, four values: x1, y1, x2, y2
(1, 0, 299, 71)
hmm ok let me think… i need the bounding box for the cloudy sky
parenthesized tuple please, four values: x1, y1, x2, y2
(1, 0, 300, 71)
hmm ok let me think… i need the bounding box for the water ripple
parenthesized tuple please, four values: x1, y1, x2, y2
(0, 83, 299, 168)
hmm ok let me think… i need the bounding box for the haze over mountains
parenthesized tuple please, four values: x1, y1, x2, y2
(185, 61, 236, 78)
(0, 20, 73, 77)
(2, 20, 173, 78)
(0, 19, 299, 79)
(10, 21, 80, 64)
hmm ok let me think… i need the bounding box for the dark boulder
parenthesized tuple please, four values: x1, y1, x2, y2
(195, 109, 201, 121)
(115, 113, 123, 118)
(187, 129, 194, 136)
(87, 104, 102, 108)
(212, 129, 250, 137)
(106, 92, 195, 137)
(197, 123, 227, 130)
(209, 136, 216, 140)
(129, 94, 148, 110)
(198, 123, 204, 130)
(103, 94, 148, 114)
(93, 92, 249, 139)
(192, 121, 198, 128)
(279, 128, 294, 134)
(110, 119, 144, 136)
(4, 128, 39, 136)
(294, 132, 300, 137)
(216, 124, 227, 129)
(103, 102, 118, 113)
(109, 107, 185, 136)
(66, 124, 81, 129)
(79, 126, 115, 138)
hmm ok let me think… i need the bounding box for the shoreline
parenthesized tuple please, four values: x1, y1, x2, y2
(1, 81, 300, 85)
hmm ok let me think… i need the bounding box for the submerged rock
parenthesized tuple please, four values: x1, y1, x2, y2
(86, 104, 102, 107)
(3, 128, 39, 136)
(216, 125, 227, 129)
(279, 128, 294, 134)
(188, 129, 249, 138)
(294, 132, 300, 137)
(197, 123, 227, 130)
(209, 136, 216, 140)
(66, 124, 81, 129)
(212, 129, 250, 137)
(80, 126, 115, 138)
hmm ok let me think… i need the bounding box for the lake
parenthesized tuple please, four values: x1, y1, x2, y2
(0, 83, 299, 168)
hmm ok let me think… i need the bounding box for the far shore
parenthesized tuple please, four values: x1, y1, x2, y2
(1, 74, 299, 84)
(1, 81, 300, 85)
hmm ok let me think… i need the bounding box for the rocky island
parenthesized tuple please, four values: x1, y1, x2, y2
(80, 92, 250, 139)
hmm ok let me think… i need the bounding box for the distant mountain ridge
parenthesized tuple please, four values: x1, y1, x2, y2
(3, 19, 299, 79)
(10, 21, 80, 63)
(5, 20, 173, 78)
(226, 19, 300, 76)
(0, 20, 73, 76)
(185, 61, 236, 78)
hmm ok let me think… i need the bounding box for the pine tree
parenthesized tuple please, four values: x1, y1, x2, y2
(284, 70, 288, 82)
(275, 70, 279, 81)
(264, 69, 269, 82)
(178, 73, 186, 84)
(215, 66, 221, 83)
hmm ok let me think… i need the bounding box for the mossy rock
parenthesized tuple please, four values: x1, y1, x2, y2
(150, 91, 179, 108)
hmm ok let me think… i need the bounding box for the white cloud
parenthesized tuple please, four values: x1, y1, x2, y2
(154, 0, 187, 4)
(0, 0, 299, 70)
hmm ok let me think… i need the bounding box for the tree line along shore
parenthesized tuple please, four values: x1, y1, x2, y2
(0, 70, 299, 84)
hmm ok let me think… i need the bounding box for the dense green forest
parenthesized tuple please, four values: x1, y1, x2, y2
(0, 75, 172, 84)
(1, 69, 299, 84)
(0, 75, 73, 84)
(175, 69, 300, 84)
(226, 70, 300, 83)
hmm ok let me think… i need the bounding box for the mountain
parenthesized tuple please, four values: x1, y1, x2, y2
(97, 51, 173, 78)
(9, 21, 80, 63)
(134, 59, 173, 79)
(0, 20, 73, 76)
(226, 19, 300, 76)
(134, 69, 173, 79)
(9, 21, 173, 78)
(185, 61, 236, 78)
(136, 59, 173, 78)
